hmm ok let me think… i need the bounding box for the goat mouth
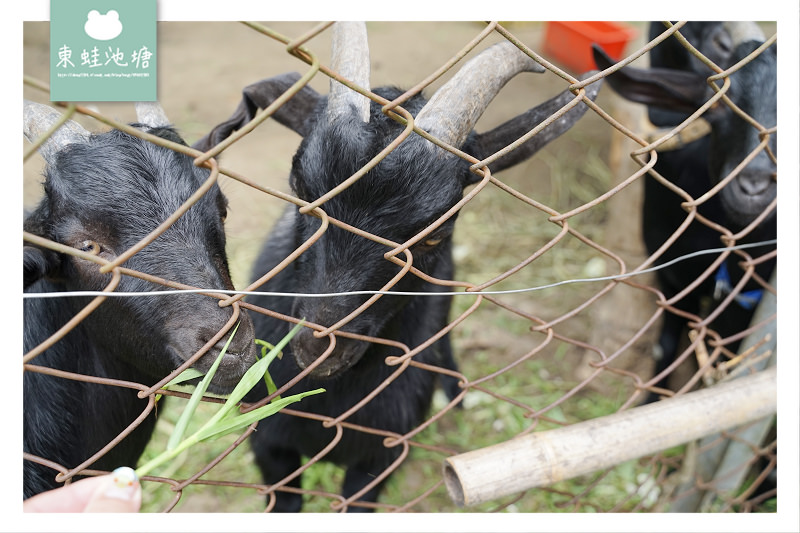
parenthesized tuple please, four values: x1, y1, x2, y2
(211, 340, 259, 392)
(292, 337, 367, 380)
(170, 339, 259, 395)
(721, 180, 777, 224)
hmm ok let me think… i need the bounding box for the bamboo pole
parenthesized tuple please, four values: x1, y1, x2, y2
(443, 365, 777, 508)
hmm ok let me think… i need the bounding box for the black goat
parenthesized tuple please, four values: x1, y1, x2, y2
(199, 22, 601, 511)
(23, 101, 258, 498)
(592, 21, 777, 402)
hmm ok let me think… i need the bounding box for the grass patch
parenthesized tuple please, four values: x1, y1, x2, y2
(138, 323, 324, 512)
(377, 342, 657, 513)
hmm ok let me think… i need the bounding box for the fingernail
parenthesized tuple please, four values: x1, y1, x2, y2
(104, 467, 140, 501)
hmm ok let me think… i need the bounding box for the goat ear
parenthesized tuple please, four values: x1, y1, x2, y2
(24, 245, 62, 289)
(193, 72, 322, 152)
(469, 71, 603, 177)
(591, 44, 708, 116)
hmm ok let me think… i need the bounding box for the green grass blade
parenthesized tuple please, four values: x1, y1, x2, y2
(200, 322, 305, 430)
(139, 321, 315, 478)
(255, 321, 304, 398)
(263, 368, 279, 398)
(194, 388, 325, 442)
(256, 321, 304, 370)
(136, 432, 201, 478)
(166, 323, 240, 451)
(163, 368, 205, 388)
(155, 368, 205, 403)
(156, 368, 203, 403)
(254, 339, 280, 398)
(137, 387, 323, 478)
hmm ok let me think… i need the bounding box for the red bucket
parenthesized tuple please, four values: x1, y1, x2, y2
(543, 21, 637, 73)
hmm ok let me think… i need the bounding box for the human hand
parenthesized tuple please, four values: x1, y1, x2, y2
(23, 467, 141, 513)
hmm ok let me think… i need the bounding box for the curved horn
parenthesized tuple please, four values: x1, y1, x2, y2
(23, 100, 90, 164)
(135, 101, 171, 128)
(326, 21, 371, 123)
(415, 41, 546, 149)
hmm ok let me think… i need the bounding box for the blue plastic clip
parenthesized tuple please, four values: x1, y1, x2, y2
(713, 262, 764, 311)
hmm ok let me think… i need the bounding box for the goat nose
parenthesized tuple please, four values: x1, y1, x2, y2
(290, 326, 367, 379)
(736, 169, 773, 196)
(291, 327, 335, 370)
(214, 311, 257, 357)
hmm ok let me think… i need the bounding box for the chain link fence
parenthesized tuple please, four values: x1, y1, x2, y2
(22, 21, 779, 516)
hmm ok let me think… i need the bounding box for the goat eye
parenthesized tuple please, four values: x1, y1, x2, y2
(78, 240, 101, 254)
(216, 192, 230, 224)
(423, 237, 443, 247)
(713, 31, 733, 56)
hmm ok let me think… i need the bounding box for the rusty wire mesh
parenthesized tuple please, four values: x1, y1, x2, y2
(22, 21, 779, 514)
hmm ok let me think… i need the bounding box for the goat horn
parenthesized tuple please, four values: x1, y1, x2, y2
(327, 21, 371, 124)
(415, 41, 546, 149)
(724, 21, 765, 46)
(23, 100, 90, 164)
(135, 101, 171, 128)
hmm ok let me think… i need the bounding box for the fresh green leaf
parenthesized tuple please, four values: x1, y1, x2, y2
(166, 322, 240, 451)
(254, 339, 278, 359)
(137, 321, 322, 480)
(195, 388, 325, 441)
(155, 368, 206, 403)
(263, 368, 279, 399)
(163, 368, 205, 389)
(255, 339, 281, 398)
(202, 321, 305, 430)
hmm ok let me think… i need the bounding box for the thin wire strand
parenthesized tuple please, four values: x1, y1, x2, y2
(23, 240, 777, 300)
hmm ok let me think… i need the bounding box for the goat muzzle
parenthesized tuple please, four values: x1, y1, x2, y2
(291, 327, 366, 379)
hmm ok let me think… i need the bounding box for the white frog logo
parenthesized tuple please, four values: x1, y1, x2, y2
(84, 10, 123, 41)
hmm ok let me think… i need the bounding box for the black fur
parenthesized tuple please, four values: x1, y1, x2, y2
(594, 22, 777, 403)
(23, 122, 257, 498)
(235, 78, 599, 511)
(245, 90, 463, 511)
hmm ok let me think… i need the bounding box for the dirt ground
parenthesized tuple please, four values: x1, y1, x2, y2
(23, 21, 668, 512)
